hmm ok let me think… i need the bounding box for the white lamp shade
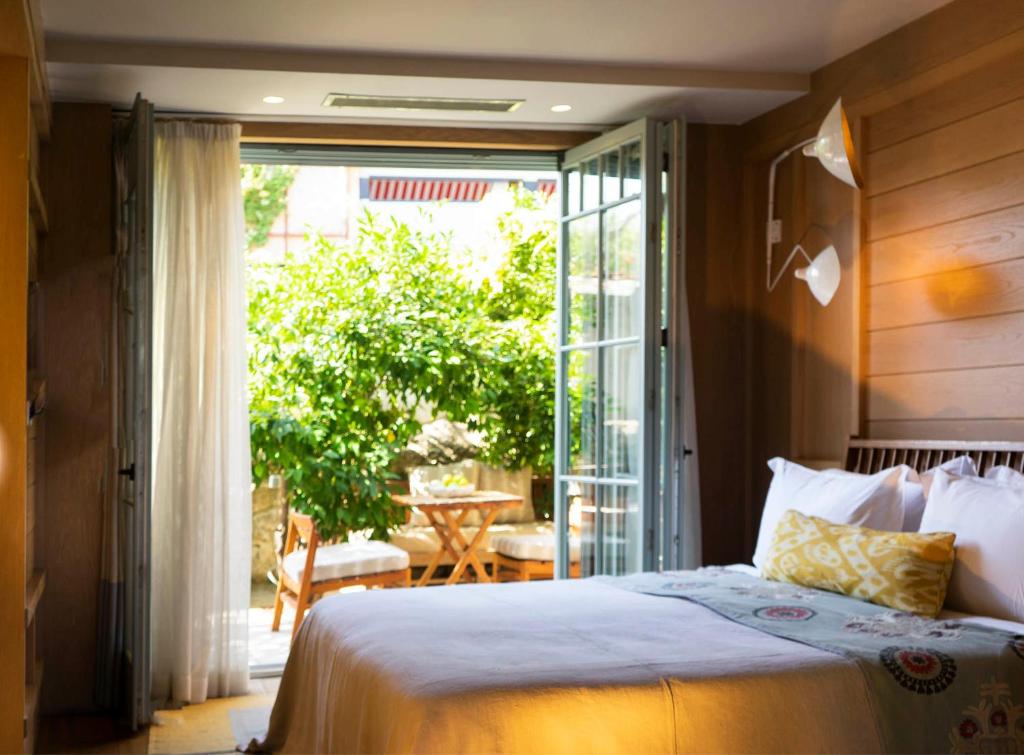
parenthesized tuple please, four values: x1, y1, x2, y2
(794, 245, 840, 306)
(802, 98, 862, 188)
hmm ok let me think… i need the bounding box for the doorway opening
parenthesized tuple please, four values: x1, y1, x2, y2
(241, 151, 561, 673)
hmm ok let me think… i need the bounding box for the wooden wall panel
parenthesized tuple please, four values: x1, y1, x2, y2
(869, 257, 1024, 331)
(865, 97, 1024, 197)
(685, 123, 753, 566)
(866, 204, 1024, 286)
(0, 52, 30, 754)
(868, 365, 1024, 421)
(869, 312, 1024, 376)
(866, 150, 1024, 241)
(868, 418, 1024, 441)
(38, 102, 113, 714)
(865, 38, 1024, 152)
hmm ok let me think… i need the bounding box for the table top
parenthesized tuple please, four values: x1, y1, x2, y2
(392, 490, 524, 510)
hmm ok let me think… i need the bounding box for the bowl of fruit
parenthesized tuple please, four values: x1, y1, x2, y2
(426, 473, 476, 498)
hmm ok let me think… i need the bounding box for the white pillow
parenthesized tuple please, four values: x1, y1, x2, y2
(920, 470, 1024, 623)
(753, 458, 911, 570)
(985, 465, 1024, 486)
(901, 455, 978, 532)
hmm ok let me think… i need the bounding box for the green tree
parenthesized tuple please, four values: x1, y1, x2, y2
(248, 193, 556, 540)
(241, 164, 297, 249)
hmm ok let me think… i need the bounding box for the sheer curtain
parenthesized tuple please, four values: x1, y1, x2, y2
(151, 121, 251, 703)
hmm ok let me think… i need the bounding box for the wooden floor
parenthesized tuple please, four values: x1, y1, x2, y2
(37, 677, 280, 754)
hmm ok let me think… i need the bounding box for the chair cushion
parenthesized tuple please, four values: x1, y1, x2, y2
(491, 532, 581, 562)
(283, 541, 409, 584)
(389, 520, 554, 555)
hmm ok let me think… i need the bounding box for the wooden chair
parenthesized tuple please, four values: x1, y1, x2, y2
(272, 511, 411, 640)
(492, 532, 581, 582)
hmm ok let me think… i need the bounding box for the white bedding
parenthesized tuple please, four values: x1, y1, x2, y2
(257, 578, 882, 754)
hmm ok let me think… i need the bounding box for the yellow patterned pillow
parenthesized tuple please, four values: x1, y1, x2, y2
(762, 509, 956, 617)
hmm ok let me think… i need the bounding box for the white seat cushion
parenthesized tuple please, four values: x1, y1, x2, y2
(283, 541, 409, 584)
(389, 521, 555, 555)
(491, 532, 581, 562)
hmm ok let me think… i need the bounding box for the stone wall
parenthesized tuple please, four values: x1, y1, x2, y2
(252, 479, 285, 584)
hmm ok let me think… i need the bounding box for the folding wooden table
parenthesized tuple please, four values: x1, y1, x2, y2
(391, 491, 523, 586)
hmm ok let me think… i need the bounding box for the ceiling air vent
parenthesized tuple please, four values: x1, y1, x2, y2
(321, 93, 523, 113)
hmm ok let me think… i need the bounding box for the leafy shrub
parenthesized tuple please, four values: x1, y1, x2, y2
(248, 191, 555, 539)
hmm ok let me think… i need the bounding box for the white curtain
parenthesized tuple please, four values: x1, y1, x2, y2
(151, 121, 251, 703)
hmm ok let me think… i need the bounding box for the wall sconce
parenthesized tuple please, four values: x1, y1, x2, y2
(766, 98, 862, 306)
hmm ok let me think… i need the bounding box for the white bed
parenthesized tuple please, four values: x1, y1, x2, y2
(254, 439, 1024, 753)
(256, 576, 884, 754)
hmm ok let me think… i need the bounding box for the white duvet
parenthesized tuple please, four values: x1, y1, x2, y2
(255, 576, 885, 754)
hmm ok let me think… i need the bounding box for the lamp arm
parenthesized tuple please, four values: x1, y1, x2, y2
(767, 243, 813, 292)
(766, 136, 817, 290)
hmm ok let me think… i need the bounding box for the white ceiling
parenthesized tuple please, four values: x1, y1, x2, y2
(41, 0, 951, 128)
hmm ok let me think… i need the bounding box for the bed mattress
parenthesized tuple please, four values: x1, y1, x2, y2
(255, 577, 882, 753)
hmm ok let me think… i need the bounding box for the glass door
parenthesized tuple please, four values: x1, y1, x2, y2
(115, 94, 154, 728)
(555, 119, 675, 577)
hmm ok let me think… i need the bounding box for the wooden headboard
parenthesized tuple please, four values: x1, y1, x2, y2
(845, 439, 1024, 476)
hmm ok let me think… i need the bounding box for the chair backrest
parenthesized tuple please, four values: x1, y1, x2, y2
(288, 510, 318, 544)
(283, 510, 322, 591)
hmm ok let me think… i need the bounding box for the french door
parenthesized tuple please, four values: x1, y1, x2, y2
(115, 94, 154, 728)
(554, 118, 685, 577)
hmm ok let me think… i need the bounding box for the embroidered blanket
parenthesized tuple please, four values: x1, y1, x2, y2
(600, 568, 1024, 754)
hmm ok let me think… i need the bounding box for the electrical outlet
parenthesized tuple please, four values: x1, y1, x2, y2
(768, 219, 782, 244)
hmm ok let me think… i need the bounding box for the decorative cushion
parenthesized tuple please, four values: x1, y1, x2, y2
(920, 470, 1024, 623)
(283, 540, 409, 584)
(901, 455, 978, 531)
(491, 532, 581, 562)
(762, 509, 956, 617)
(753, 458, 911, 570)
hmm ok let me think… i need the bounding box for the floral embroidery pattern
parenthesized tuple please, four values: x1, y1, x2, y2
(753, 605, 817, 622)
(661, 580, 713, 591)
(728, 583, 819, 602)
(880, 646, 957, 695)
(1011, 635, 1024, 662)
(844, 611, 963, 640)
(949, 679, 1024, 754)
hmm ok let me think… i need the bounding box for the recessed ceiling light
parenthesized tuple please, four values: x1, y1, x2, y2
(262, 95, 285, 104)
(550, 104, 572, 113)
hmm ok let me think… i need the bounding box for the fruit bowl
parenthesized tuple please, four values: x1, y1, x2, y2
(426, 481, 477, 498)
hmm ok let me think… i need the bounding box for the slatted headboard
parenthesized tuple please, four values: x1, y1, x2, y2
(845, 439, 1024, 476)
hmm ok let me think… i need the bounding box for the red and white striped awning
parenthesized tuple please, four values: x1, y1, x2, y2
(365, 177, 493, 202)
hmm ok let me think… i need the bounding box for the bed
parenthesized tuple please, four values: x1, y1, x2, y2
(253, 440, 1024, 754)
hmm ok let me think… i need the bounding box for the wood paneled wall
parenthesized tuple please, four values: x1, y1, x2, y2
(0, 52, 30, 753)
(38, 103, 113, 714)
(687, 0, 1024, 562)
(862, 38, 1024, 441)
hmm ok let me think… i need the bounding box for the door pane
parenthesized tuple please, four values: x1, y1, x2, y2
(568, 481, 596, 577)
(582, 157, 600, 210)
(564, 167, 581, 215)
(623, 141, 642, 196)
(567, 214, 599, 344)
(602, 486, 641, 575)
(602, 200, 642, 340)
(566, 349, 597, 475)
(602, 148, 621, 203)
(602, 343, 641, 479)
